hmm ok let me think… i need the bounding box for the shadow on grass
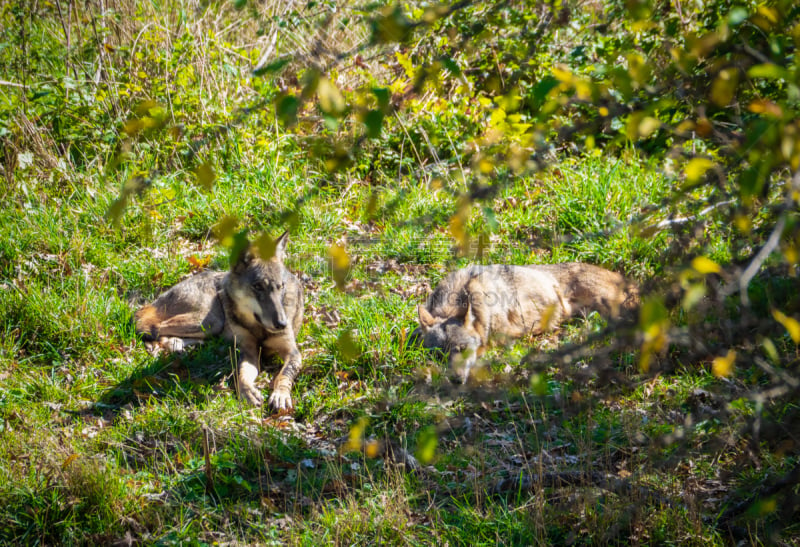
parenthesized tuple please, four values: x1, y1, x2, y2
(96, 337, 234, 411)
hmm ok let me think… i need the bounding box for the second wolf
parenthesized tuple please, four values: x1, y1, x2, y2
(416, 263, 639, 381)
(134, 231, 304, 410)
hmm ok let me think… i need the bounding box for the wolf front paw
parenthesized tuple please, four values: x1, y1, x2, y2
(268, 388, 293, 411)
(238, 382, 264, 407)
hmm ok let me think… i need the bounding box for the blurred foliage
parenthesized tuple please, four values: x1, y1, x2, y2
(2, 0, 800, 541)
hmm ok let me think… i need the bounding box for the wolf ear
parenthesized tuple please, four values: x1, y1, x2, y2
(463, 298, 475, 329)
(273, 230, 289, 262)
(418, 305, 436, 330)
(232, 246, 255, 273)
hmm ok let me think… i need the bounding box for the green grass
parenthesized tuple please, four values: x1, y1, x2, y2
(1, 1, 796, 544)
(0, 140, 755, 544)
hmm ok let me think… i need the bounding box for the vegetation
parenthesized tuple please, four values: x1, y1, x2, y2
(1, 0, 798, 544)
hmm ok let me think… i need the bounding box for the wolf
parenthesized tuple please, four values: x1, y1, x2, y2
(134, 231, 304, 411)
(415, 263, 639, 382)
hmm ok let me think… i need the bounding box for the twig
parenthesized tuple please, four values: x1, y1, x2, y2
(642, 199, 734, 235)
(0, 80, 28, 89)
(732, 214, 786, 307)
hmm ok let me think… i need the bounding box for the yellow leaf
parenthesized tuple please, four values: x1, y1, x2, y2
(317, 76, 346, 115)
(539, 303, 557, 331)
(684, 158, 715, 185)
(364, 440, 381, 459)
(710, 68, 738, 107)
(691, 256, 721, 274)
(187, 255, 211, 270)
(638, 116, 661, 138)
(552, 65, 572, 83)
(343, 417, 369, 453)
(62, 453, 79, 470)
(712, 350, 736, 378)
(193, 162, 216, 191)
(329, 243, 350, 290)
(337, 330, 361, 362)
(772, 309, 800, 343)
(213, 215, 239, 247)
(682, 283, 706, 311)
(748, 99, 782, 117)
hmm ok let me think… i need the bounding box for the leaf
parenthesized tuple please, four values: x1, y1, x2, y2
(682, 283, 706, 311)
(254, 232, 277, 260)
(187, 255, 211, 270)
(772, 309, 800, 343)
(344, 417, 369, 453)
(748, 99, 782, 118)
(253, 56, 290, 76)
(276, 94, 299, 127)
(193, 162, 216, 191)
(415, 426, 438, 464)
(371, 5, 412, 44)
(440, 55, 461, 76)
(638, 116, 661, 138)
(337, 330, 361, 362)
(62, 453, 79, 470)
(364, 110, 384, 138)
(684, 158, 715, 185)
(372, 87, 391, 111)
(317, 76, 346, 116)
(727, 7, 749, 26)
(213, 215, 240, 248)
(364, 440, 381, 458)
(639, 297, 670, 373)
(747, 64, 790, 81)
(710, 68, 738, 107)
(691, 256, 721, 274)
(712, 350, 736, 378)
(329, 243, 350, 290)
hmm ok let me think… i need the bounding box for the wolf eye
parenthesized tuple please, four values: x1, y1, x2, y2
(253, 282, 266, 293)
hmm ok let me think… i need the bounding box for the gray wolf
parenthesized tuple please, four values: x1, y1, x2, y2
(416, 263, 638, 381)
(134, 231, 304, 410)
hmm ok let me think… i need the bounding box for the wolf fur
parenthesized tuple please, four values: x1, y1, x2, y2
(134, 231, 304, 410)
(416, 263, 638, 382)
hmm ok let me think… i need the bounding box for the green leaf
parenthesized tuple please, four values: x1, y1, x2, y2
(530, 75, 559, 108)
(727, 7, 749, 25)
(440, 56, 461, 76)
(276, 94, 299, 126)
(364, 110, 384, 138)
(372, 87, 391, 111)
(253, 56, 290, 76)
(415, 426, 438, 464)
(747, 64, 790, 81)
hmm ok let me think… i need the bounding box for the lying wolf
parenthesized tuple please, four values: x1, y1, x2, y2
(134, 231, 304, 410)
(416, 263, 639, 382)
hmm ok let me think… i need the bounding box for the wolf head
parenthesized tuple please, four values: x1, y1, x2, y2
(228, 231, 293, 333)
(417, 304, 482, 383)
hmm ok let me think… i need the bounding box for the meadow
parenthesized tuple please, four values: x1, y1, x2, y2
(1, 0, 798, 544)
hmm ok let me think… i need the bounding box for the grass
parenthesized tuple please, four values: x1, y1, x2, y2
(0, 145, 753, 544)
(1, 0, 797, 544)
